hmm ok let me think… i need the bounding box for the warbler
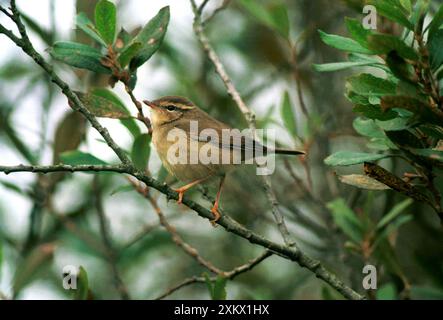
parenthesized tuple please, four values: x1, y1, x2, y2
(144, 96, 304, 223)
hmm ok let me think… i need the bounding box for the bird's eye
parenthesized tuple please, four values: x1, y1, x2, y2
(165, 105, 176, 112)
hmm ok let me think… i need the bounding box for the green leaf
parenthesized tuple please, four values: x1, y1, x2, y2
(376, 283, 397, 300)
(60, 151, 107, 165)
(327, 198, 365, 243)
(399, 0, 412, 13)
(428, 4, 443, 41)
(386, 51, 415, 82)
(369, 0, 414, 30)
(345, 18, 372, 47)
(89, 88, 140, 137)
(375, 117, 410, 131)
(347, 74, 397, 97)
(95, 0, 116, 45)
(238, 0, 289, 38)
(118, 42, 143, 68)
(377, 198, 413, 230)
(116, 28, 132, 51)
(76, 89, 132, 119)
(76, 12, 107, 47)
(318, 30, 373, 54)
(131, 133, 151, 171)
(367, 34, 418, 61)
(130, 6, 170, 70)
(428, 29, 443, 70)
(73, 266, 89, 300)
(353, 105, 397, 121)
(412, 148, 443, 162)
(0, 241, 3, 281)
(212, 275, 227, 300)
(280, 91, 297, 137)
(324, 151, 388, 166)
(313, 61, 375, 72)
(338, 174, 390, 190)
(353, 118, 385, 138)
(49, 41, 110, 74)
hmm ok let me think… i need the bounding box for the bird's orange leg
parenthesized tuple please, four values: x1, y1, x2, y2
(210, 175, 226, 226)
(173, 176, 210, 204)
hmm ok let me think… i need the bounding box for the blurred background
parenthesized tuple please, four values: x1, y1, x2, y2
(0, 0, 442, 299)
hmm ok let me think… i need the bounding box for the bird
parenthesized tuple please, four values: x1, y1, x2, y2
(143, 96, 304, 224)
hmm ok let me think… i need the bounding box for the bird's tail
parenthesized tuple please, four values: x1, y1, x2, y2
(274, 148, 305, 156)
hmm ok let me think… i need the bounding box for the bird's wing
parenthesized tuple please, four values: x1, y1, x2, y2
(173, 120, 268, 156)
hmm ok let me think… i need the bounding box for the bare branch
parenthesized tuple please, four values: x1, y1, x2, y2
(0, 164, 130, 175)
(155, 250, 272, 299)
(129, 178, 222, 274)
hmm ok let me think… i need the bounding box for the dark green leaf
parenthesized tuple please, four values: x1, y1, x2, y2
(116, 28, 132, 51)
(60, 151, 107, 165)
(76, 89, 132, 119)
(345, 18, 372, 47)
(49, 41, 110, 74)
(212, 275, 227, 300)
(319, 30, 373, 54)
(95, 0, 116, 45)
(369, 0, 414, 29)
(280, 91, 297, 137)
(118, 42, 143, 68)
(73, 266, 89, 300)
(327, 198, 365, 243)
(376, 283, 397, 300)
(412, 149, 443, 162)
(385, 130, 425, 149)
(428, 29, 443, 70)
(428, 4, 443, 41)
(131, 133, 151, 171)
(238, 0, 289, 38)
(347, 74, 396, 97)
(324, 151, 388, 166)
(386, 51, 414, 82)
(130, 6, 170, 70)
(338, 174, 390, 190)
(76, 12, 106, 46)
(367, 34, 418, 61)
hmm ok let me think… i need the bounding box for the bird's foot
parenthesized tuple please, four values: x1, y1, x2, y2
(210, 204, 221, 227)
(173, 187, 186, 204)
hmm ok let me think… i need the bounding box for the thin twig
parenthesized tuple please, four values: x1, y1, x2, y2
(155, 250, 272, 299)
(190, 0, 296, 248)
(129, 178, 222, 274)
(202, 0, 231, 26)
(0, 164, 130, 175)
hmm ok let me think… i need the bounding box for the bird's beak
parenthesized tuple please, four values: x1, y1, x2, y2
(143, 100, 158, 109)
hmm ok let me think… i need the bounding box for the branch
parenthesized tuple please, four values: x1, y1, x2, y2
(155, 250, 273, 299)
(129, 178, 222, 274)
(0, 163, 364, 300)
(0, 164, 130, 175)
(189, 0, 296, 248)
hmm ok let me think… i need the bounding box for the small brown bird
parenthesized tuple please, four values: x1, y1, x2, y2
(144, 96, 304, 224)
